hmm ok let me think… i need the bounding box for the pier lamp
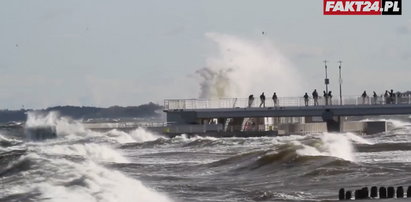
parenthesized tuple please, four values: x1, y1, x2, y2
(338, 61, 343, 105)
(324, 60, 329, 94)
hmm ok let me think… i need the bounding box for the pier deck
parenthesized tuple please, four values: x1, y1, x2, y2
(165, 96, 411, 120)
(170, 104, 411, 119)
(163, 96, 411, 134)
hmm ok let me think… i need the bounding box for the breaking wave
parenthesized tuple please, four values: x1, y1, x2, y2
(202, 132, 365, 177)
(0, 112, 172, 202)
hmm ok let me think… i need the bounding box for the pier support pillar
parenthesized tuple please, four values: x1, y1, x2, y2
(322, 109, 341, 132)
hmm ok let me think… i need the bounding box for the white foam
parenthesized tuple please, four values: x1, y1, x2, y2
(103, 128, 162, 144)
(25, 111, 60, 128)
(129, 128, 161, 142)
(8, 143, 174, 202)
(35, 161, 172, 202)
(34, 143, 129, 163)
(25, 111, 93, 141)
(0, 133, 22, 144)
(296, 133, 356, 162)
(344, 132, 373, 145)
(172, 134, 218, 143)
(270, 135, 308, 145)
(25, 111, 163, 145)
(104, 129, 140, 144)
(3, 112, 174, 202)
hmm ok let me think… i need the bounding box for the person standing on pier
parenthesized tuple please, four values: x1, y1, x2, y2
(323, 91, 329, 105)
(303, 93, 309, 106)
(328, 91, 333, 105)
(248, 94, 254, 108)
(390, 89, 395, 104)
(384, 90, 390, 104)
(259, 93, 266, 108)
(312, 89, 319, 106)
(272, 92, 278, 107)
(373, 91, 378, 104)
(362, 91, 368, 104)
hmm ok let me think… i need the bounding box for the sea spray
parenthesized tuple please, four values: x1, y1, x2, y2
(25, 111, 161, 144)
(35, 143, 129, 163)
(344, 132, 373, 145)
(129, 128, 161, 142)
(197, 33, 303, 99)
(19, 154, 172, 202)
(296, 133, 359, 162)
(25, 112, 60, 128)
(104, 128, 161, 144)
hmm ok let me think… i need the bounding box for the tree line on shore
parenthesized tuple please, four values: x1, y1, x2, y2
(0, 102, 162, 123)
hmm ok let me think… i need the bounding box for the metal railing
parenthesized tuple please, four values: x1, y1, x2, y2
(164, 95, 411, 110)
(83, 121, 166, 129)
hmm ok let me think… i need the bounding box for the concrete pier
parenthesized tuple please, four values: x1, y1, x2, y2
(163, 96, 411, 135)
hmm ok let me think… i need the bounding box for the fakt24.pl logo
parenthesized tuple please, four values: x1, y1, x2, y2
(324, 0, 402, 15)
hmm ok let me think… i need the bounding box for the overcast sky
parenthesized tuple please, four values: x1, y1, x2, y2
(0, 0, 410, 109)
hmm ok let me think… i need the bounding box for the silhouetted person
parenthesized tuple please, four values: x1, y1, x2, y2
(384, 90, 390, 104)
(272, 92, 278, 107)
(248, 94, 254, 108)
(390, 89, 395, 104)
(303, 93, 309, 106)
(373, 91, 378, 104)
(328, 91, 333, 105)
(323, 91, 329, 105)
(312, 89, 319, 106)
(259, 92, 266, 108)
(362, 91, 368, 104)
(397, 92, 402, 104)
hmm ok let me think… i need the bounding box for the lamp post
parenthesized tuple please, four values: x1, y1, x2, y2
(324, 60, 329, 94)
(338, 61, 343, 105)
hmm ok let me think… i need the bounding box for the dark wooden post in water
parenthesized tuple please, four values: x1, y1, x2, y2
(379, 187, 387, 199)
(397, 186, 404, 198)
(338, 188, 345, 200)
(345, 190, 352, 200)
(370, 186, 378, 198)
(387, 186, 395, 198)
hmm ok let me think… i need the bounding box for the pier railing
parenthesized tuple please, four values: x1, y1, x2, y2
(164, 95, 411, 110)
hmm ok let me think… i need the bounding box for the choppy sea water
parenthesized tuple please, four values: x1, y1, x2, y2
(1, 113, 411, 202)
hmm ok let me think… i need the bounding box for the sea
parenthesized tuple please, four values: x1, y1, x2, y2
(1, 113, 411, 202)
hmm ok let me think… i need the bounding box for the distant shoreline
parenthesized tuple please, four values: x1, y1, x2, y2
(0, 102, 163, 123)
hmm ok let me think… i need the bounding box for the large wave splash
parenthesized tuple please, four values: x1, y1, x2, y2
(295, 133, 370, 162)
(202, 132, 369, 176)
(160, 133, 367, 163)
(25, 111, 160, 144)
(197, 33, 303, 99)
(1, 112, 171, 202)
(174, 133, 368, 163)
